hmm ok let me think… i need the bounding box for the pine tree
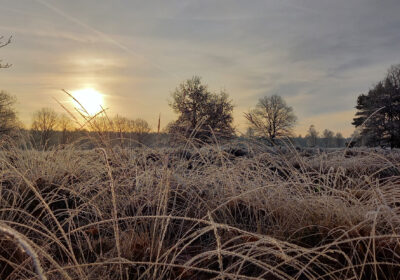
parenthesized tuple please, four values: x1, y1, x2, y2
(352, 64, 400, 148)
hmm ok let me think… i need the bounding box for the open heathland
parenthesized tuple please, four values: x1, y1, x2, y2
(1, 139, 400, 279)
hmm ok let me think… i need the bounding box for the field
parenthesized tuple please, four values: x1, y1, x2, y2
(1, 138, 400, 279)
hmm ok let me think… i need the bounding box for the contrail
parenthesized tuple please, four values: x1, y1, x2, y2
(33, 0, 179, 79)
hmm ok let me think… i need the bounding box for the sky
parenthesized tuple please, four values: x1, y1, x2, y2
(0, 0, 399, 136)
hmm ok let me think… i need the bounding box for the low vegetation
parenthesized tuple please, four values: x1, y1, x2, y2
(0, 134, 399, 279)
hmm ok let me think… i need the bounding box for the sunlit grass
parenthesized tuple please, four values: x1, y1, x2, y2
(0, 134, 399, 279)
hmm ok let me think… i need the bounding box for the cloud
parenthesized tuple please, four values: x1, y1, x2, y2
(0, 0, 400, 136)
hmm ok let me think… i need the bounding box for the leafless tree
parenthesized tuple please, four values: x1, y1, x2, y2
(0, 36, 18, 137)
(387, 64, 400, 89)
(90, 116, 113, 133)
(112, 115, 150, 132)
(58, 113, 75, 144)
(335, 132, 345, 147)
(322, 129, 335, 148)
(131, 118, 151, 143)
(244, 94, 296, 143)
(108, 115, 151, 145)
(131, 118, 151, 134)
(0, 36, 12, 69)
(0, 38, 17, 136)
(111, 115, 132, 145)
(31, 108, 58, 149)
(112, 115, 131, 134)
(305, 125, 319, 147)
(0, 91, 18, 135)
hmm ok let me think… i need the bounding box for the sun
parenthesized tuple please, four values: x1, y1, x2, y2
(71, 88, 104, 115)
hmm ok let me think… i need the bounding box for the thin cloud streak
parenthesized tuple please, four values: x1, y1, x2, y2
(33, 0, 179, 79)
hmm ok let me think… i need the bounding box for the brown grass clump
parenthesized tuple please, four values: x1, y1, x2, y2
(0, 136, 400, 279)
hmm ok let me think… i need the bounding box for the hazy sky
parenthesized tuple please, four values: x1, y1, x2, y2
(0, 0, 399, 136)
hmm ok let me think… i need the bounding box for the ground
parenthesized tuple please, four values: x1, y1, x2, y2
(0, 139, 400, 279)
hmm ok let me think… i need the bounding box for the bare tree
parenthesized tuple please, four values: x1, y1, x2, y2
(31, 108, 58, 149)
(306, 125, 319, 147)
(245, 127, 256, 137)
(112, 115, 131, 134)
(111, 115, 132, 145)
(132, 118, 151, 134)
(335, 132, 345, 147)
(322, 129, 335, 148)
(91, 116, 113, 133)
(0, 36, 12, 69)
(0, 38, 17, 136)
(0, 91, 18, 135)
(244, 94, 296, 143)
(131, 118, 151, 144)
(108, 115, 151, 145)
(58, 114, 75, 144)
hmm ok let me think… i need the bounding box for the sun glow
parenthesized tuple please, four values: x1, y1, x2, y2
(71, 88, 104, 115)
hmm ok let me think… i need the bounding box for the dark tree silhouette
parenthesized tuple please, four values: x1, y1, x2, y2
(244, 94, 296, 143)
(169, 76, 234, 140)
(305, 125, 319, 147)
(0, 37, 17, 136)
(335, 132, 345, 147)
(0, 36, 12, 69)
(31, 108, 58, 149)
(0, 91, 18, 135)
(322, 129, 335, 148)
(352, 64, 400, 148)
(109, 115, 151, 145)
(58, 113, 75, 145)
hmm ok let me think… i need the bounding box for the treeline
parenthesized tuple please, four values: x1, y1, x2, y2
(0, 85, 350, 150)
(0, 91, 163, 149)
(291, 127, 347, 148)
(27, 129, 163, 149)
(246, 125, 348, 148)
(28, 108, 154, 149)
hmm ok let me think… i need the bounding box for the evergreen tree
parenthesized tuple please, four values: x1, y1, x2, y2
(352, 64, 400, 148)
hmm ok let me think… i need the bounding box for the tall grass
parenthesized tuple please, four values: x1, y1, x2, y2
(0, 133, 399, 279)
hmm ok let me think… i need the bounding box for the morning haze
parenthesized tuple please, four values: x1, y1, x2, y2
(0, 0, 400, 136)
